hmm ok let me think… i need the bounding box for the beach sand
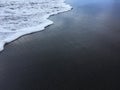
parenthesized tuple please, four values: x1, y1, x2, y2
(0, 0, 120, 89)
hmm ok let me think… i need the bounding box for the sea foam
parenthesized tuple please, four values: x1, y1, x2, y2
(0, 0, 72, 51)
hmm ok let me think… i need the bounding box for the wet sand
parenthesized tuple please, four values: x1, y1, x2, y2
(0, 0, 120, 89)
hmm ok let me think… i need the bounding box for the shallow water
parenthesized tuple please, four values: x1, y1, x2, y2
(0, 0, 120, 89)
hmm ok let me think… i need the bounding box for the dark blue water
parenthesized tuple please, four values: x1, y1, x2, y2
(0, 0, 120, 89)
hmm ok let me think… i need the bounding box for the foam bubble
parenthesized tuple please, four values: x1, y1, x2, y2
(0, 0, 72, 52)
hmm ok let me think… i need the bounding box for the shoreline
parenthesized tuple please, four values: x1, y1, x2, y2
(0, 0, 120, 89)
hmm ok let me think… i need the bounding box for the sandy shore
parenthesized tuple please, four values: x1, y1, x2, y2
(0, 0, 120, 89)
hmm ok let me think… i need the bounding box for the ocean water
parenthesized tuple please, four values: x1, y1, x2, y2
(0, 0, 72, 51)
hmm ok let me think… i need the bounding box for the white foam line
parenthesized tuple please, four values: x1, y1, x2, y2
(0, 0, 72, 52)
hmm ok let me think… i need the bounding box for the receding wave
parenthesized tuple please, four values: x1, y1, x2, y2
(0, 0, 72, 51)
